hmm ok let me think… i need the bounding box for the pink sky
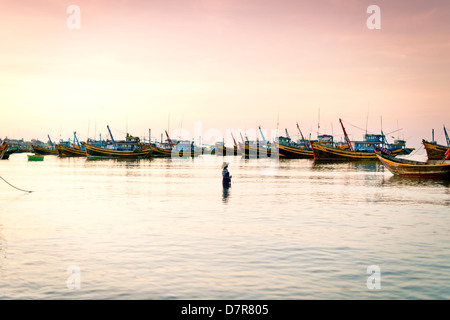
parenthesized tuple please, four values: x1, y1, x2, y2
(1, 0, 449, 148)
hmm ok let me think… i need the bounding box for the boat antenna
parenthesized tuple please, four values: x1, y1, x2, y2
(231, 132, 238, 147)
(168, 113, 171, 135)
(277, 112, 279, 136)
(179, 114, 184, 139)
(317, 108, 320, 137)
(366, 103, 369, 134)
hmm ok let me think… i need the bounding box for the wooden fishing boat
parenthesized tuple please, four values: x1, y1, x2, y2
(423, 126, 450, 160)
(376, 151, 450, 178)
(147, 131, 202, 157)
(311, 142, 409, 161)
(56, 132, 88, 157)
(2, 146, 25, 159)
(238, 140, 276, 158)
(238, 126, 278, 158)
(84, 143, 152, 159)
(215, 132, 239, 156)
(84, 141, 152, 159)
(32, 145, 58, 155)
(147, 142, 173, 157)
(0, 141, 8, 160)
(202, 144, 215, 155)
(423, 140, 449, 160)
(215, 141, 238, 156)
(275, 125, 311, 158)
(84, 126, 152, 159)
(57, 144, 86, 157)
(312, 119, 414, 161)
(0, 139, 31, 159)
(275, 123, 336, 159)
(32, 135, 58, 155)
(172, 140, 203, 157)
(275, 137, 312, 158)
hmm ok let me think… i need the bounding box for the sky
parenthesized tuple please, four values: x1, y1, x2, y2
(1, 0, 449, 148)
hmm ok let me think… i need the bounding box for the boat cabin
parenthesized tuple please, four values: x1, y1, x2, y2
(317, 134, 334, 146)
(352, 134, 384, 152)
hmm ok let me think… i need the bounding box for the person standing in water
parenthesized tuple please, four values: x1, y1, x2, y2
(222, 162, 232, 187)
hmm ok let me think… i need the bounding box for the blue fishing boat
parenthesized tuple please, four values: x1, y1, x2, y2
(275, 122, 336, 159)
(84, 126, 152, 159)
(147, 131, 202, 157)
(312, 119, 414, 161)
(238, 127, 277, 158)
(56, 132, 87, 157)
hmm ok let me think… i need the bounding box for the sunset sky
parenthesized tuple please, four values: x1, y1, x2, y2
(1, 0, 449, 148)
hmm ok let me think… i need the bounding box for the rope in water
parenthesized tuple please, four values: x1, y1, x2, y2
(0, 175, 33, 193)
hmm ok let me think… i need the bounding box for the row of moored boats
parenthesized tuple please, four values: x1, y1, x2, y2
(1, 120, 449, 178)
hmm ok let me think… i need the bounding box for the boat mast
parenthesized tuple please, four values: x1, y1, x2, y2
(285, 129, 291, 140)
(73, 132, 81, 149)
(107, 125, 117, 148)
(381, 130, 388, 146)
(444, 125, 450, 147)
(231, 132, 238, 147)
(165, 130, 174, 149)
(240, 132, 245, 143)
(339, 118, 354, 151)
(258, 126, 268, 145)
(296, 122, 309, 149)
(47, 135, 54, 148)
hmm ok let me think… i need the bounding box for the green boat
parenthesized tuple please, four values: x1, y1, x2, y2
(28, 155, 44, 161)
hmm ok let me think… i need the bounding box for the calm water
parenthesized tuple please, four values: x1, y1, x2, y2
(1, 151, 449, 299)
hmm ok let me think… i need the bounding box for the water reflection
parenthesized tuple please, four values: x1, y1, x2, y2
(382, 174, 450, 188)
(0, 223, 6, 269)
(222, 185, 231, 203)
(312, 160, 381, 172)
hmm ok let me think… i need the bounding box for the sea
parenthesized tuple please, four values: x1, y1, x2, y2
(0, 149, 449, 300)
